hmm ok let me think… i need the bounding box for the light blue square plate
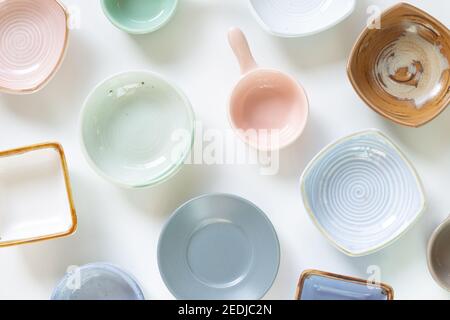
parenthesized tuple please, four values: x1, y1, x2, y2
(296, 270, 394, 300)
(300, 130, 426, 256)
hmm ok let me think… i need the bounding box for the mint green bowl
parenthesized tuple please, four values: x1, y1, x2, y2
(101, 0, 178, 34)
(80, 71, 195, 188)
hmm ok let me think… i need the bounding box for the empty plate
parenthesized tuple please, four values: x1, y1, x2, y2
(0, 143, 77, 247)
(249, 0, 355, 37)
(0, 0, 69, 94)
(158, 194, 280, 300)
(300, 130, 426, 256)
(80, 71, 195, 188)
(296, 270, 394, 300)
(347, 3, 450, 127)
(51, 263, 145, 300)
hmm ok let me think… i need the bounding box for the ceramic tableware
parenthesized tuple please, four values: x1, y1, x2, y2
(295, 270, 394, 300)
(249, 0, 355, 38)
(158, 194, 280, 300)
(228, 28, 309, 151)
(0, 143, 77, 247)
(80, 71, 195, 188)
(0, 0, 69, 94)
(348, 3, 450, 128)
(51, 263, 145, 300)
(300, 130, 426, 256)
(427, 217, 450, 291)
(101, 0, 178, 34)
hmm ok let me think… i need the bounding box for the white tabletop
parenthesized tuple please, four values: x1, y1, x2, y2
(0, 0, 449, 300)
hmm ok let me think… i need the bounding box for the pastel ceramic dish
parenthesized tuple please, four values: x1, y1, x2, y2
(0, 0, 69, 94)
(51, 263, 145, 300)
(228, 28, 309, 151)
(295, 270, 394, 300)
(348, 3, 450, 127)
(249, 0, 355, 37)
(427, 218, 450, 291)
(80, 71, 195, 188)
(101, 0, 178, 34)
(0, 143, 77, 247)
(300, 130, 426, 256)
(158, 194, 280, 300)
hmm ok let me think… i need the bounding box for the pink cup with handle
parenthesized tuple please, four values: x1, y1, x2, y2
(228, 28, 309, 151)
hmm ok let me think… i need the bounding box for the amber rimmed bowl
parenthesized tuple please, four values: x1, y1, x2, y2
(348, 3, 450, 128)
(295, 270, 394, 300)
(0, 0, 69, 94)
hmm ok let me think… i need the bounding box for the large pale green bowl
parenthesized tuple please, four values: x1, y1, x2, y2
(101, 0, 178, 34)
(80, 71, 195, 188)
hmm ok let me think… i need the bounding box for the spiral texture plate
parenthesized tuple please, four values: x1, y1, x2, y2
(0, 0, 68, 93)
(250, 0, 355, 37)
(301, 130, 425, 256)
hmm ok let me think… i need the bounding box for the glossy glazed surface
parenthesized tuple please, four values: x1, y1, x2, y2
(428, 219, 450, 291)
(298, 272, 391, 300)
(51, 263, 145, 300)
(81, 71, 194, 188)
(0, 144, 76, 247)
(101, 0, 178, 34)
(228, 28, 308, 150)
(348, 3, 450, 127)
(0, 0, 68, 94)
(249, 0, 355, 37)
(301, 130, 426, 256)
(158, 194, 280, 300)
(2, 0, 449, 301)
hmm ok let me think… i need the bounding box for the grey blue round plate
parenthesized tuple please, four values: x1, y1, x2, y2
(158, 194, 280, 300)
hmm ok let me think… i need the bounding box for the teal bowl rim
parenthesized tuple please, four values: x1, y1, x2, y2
(79, 70, 195, 189)
(100, 0, 179, 34)
(50, 262, 145, 300)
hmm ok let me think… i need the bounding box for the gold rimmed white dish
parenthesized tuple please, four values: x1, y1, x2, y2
(0, 143, 77, 247)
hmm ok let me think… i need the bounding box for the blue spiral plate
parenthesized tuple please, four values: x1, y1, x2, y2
(301, 130, 425, 256)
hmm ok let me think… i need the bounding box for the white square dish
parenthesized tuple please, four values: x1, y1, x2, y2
(0, 143, 77, 247)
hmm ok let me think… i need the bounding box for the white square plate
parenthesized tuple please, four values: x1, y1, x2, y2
(0, 143, 77, 247)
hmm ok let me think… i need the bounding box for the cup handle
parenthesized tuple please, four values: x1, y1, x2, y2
(228, 27, 258, 75)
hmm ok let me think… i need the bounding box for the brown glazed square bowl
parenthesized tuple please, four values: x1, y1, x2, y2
(347, 3, 450, 127)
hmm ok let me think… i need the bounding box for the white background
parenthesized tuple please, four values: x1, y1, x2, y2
(0, 0, 449, 300)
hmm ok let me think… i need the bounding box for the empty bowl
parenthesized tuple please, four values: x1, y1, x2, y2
(80, 71, 195, 188)
(228, 28, 309, 151)
(300, 130, 426, 256)
(0, 0, 69, 94)
(51, 263, 145, 300)
(428, 218, 450, 291)
(295, 270, 394, 300)
(0, 143, 77, 247)
(101, 0, 178, 34)
(348, 3, 450, 127)
(249, 0, 355, 37)
(158, 194, 280, 300)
